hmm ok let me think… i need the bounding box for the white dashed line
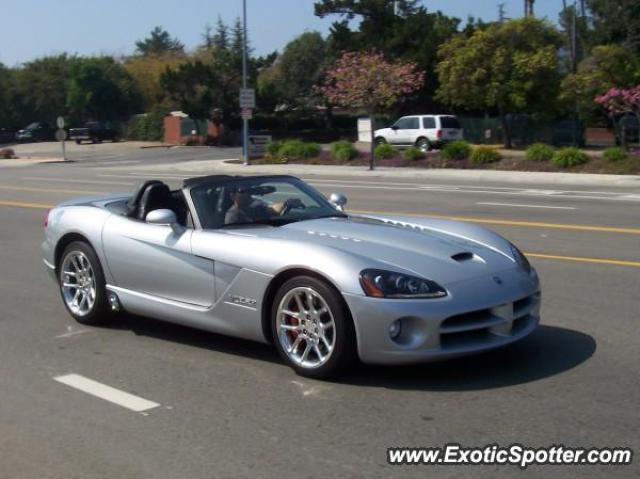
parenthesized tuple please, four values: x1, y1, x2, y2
(477, 202, 577, 210)
(54, 374, 160, 412)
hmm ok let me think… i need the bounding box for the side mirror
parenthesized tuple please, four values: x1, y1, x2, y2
(329, 193, 347, 212)
(391, 125, 398, 130)
(146, 209, 183, 234)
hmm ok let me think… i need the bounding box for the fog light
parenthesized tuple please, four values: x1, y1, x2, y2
(389, 319, 402, 340)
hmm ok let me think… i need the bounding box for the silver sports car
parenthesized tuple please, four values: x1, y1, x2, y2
(42, 175, 540, 378)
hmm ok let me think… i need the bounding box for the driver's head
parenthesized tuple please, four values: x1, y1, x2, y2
(231, 185, 251, 208)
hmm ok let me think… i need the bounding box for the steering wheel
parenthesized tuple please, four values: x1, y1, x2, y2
(280, 198, 306, 216)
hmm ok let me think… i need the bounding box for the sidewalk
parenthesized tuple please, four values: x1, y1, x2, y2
(123, 158, 640, 188)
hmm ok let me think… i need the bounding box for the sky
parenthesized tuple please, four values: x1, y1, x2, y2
(1, 0, 564, 66)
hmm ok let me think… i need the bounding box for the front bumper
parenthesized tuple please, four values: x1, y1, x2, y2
(343, 268, 540, 365)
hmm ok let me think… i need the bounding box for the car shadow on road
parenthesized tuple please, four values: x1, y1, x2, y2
(341, 325, 596, 391)
(110, 313, 281, 364)
(106, 316, 594, 391)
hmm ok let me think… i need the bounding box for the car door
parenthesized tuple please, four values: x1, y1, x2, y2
(422, 116, 437, 141)
(102, 215, 215, 307)
(394, 116, 420, 144)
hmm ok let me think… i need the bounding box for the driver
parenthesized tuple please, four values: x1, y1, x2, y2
(224, 185, 305, 225)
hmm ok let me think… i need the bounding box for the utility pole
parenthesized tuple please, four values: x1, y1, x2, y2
(242, 0, 249, 166)
(572, 0, 579, 146)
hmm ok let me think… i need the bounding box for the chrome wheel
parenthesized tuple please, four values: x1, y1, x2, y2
(417, 138, 430, 153)
(276, 286, 336, 369)
(60, 251, 96, 317)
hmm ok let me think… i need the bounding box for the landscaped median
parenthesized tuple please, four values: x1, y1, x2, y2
(236, 139, 640, 175)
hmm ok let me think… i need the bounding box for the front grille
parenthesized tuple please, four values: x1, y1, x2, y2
(439, 293, 539, 350)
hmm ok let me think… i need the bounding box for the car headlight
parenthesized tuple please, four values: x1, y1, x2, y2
(359, 269, 447, 299)
(510, 244, 532, 274)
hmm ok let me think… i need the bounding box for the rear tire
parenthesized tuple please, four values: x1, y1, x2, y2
(58, 241, 111, 325)
(271, 276, 356, 378)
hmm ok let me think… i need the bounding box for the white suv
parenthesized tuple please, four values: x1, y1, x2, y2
(374, 115, 463, 152)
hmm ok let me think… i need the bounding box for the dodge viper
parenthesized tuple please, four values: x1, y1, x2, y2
(42, 175, 541, 378)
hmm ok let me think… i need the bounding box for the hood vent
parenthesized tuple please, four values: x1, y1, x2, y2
(451, 252, 475, 262)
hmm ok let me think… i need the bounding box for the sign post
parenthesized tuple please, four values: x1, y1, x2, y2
(56, 116, 67, 161)
(241, 0, 251, 166)
(239, 87, 255, 166)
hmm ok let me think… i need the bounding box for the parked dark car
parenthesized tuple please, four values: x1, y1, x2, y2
(69, 122, 120, 144)
(0, 128, 16, 144)
(614, 115, 639, 145)
(16, 122, 55, 142)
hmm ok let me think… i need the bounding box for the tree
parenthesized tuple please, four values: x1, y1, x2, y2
(161, 61, 214, 135)
(595, 86, 640, 147)
(67, 57, 141, 123)
(0, 64, 15, 127)
(315, 0, 459, 112)
(125, 53, 187, 111)
(259, 32, 328, 111)
(12, 54, 81, 125)
(319, 50, 424, 169)
(586, 0, 640, 54)
(213, 16, 229, 51)
(135, 27, 184, 56)
(560, 45, 640, 123)
(436, 18, 563, 148)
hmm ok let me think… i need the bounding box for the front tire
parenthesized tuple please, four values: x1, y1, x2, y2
(271, 276, 356, 378)
(416, 137, 431, 152)
(375, 136, 387, 145)
(58, 241, 111, 325)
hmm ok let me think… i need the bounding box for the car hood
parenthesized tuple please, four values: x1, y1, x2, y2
(250, 216, 518, 285)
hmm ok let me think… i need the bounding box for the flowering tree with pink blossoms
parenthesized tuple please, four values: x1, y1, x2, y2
(319, 51, 425, 170)
(595, 86, 640, 148)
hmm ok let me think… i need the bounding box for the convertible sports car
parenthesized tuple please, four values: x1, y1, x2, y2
(42, 175, 541, 378)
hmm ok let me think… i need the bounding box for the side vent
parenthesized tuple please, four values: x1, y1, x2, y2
(451, 252, 474, 262)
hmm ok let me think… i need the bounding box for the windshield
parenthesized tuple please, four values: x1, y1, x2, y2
(190, 177, 345, 229)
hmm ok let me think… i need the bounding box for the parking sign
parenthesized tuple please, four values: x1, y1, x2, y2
(239, 88, 255, 108)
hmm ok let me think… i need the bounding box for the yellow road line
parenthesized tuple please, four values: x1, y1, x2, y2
(0, 201, 638, 268)
(526, 253, 640, 268)
(0, 200, 53, 209)
(0, 185, 100, 195)
(351, 209, 640, 235)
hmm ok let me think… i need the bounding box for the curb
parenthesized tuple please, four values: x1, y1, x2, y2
(119, 159, 640, 188)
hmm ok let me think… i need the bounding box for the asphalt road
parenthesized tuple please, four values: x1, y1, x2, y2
(0, 142, 638, 478)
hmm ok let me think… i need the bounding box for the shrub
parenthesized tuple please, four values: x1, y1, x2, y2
(603, 146, 627, 163)
(276, 140, 320, 160)
(330, 140, 358, 161)
(265, 140, 282, 156)
(526, 143, 555, 162)
(552, 147, 589, 168)
(404, 146, 425, 161)
(441, 140, 471, 161)
(0, 148, 15, 159)
(470, 146, 501, 165)
(375, 143, 397, 159)
(302, 142, 321, 158)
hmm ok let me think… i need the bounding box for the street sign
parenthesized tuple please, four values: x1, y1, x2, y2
(248, 135, 271, 158)
(56, 116, 65, 129)
(241, 108, 253, 120)
(55, 129, 68, 141)
(239, 88, 255, 108)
